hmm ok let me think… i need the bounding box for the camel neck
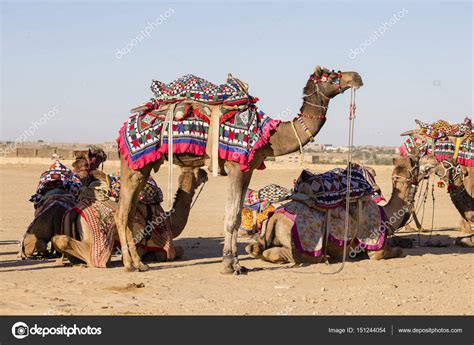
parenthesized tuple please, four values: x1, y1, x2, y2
(170, 185, 196, 238)
(265, 88, 329, 157)
(382, 179, 414, 231)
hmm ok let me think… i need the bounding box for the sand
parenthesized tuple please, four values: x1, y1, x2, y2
(0, 162, 472, 315)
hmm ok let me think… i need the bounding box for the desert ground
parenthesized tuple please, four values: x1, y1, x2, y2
(0, 160, 472, 315)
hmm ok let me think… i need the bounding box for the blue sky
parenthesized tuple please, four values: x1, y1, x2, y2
(1, 1, 472, 146)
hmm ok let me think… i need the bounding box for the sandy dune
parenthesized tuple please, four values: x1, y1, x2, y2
(0, 162, 472, 315)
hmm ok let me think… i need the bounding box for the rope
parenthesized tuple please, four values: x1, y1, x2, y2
(164, 104, 176, 209)
(190, 179, 207, 210)
(291, 87, 357, 275)
(290, 120, 305, 168)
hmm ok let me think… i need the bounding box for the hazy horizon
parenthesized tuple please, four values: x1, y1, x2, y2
(1, 1, 472, 147)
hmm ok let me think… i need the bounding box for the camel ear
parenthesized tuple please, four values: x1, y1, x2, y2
(400, 130, 415, 136)
(392, 157, 402, 166)
(314, 65, 323, 77)
(408, 156, 417, 167)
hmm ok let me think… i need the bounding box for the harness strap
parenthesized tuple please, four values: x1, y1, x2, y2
(290, 121, 305, 166)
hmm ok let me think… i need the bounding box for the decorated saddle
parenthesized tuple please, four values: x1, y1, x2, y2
(29, 161, 82, 204)
(150, 74, 251, 105)
(273, 199, 386, 257)
(400, 118, 473, 167)
(240, 184, 292, 234)
(117, 74, 280, 172)
(291, 165, 376, 209)
(105, 174, 163, 205)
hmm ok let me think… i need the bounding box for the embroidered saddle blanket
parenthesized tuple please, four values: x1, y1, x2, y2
(30, 161, 82, 204)
(105, 174, 164, 205)
(118, 104, 279, 171)
(243, 184, 292, 211)
(273, 199, 386, 257)
(400, 118, 474, 167)
(291, 165, 376, 209)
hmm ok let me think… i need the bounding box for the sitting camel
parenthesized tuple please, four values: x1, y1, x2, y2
(20, 161, 82, 258)
(52, 167, 207, 267)
(20, 149, 107, 258)
(245, 157, 418, 264)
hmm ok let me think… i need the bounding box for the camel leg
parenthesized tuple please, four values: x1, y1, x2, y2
(115, 159, 154, 272)
(367, 241, 404, 260)
(52, 235, 92, 266)
(222, 163, 253, 274)
(261, 247, 293, 264)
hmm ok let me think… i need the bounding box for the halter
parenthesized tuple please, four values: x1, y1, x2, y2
(303, 70, 343, 104)
(297, 71, 342, 141)
(392, 164, 420, 210)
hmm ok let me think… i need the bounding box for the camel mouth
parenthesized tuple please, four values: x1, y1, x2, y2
(350, 77, 364, 89)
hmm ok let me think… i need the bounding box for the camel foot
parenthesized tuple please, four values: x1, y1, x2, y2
(136, 262, 149, 272)
(459, 219, 473, 234)
(245, 243, 263, 259)
(454, 235, 474, 248)
(221, 255, 248, 275)
(124, 264, 138, 272)
(368, 246, 404, 260)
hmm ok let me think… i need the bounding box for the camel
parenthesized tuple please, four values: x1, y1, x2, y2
(400, 122, 473, 246)
(245, 157, 418, 264)
(20, 192, 76, 258)
(115, 66, 364, 273)
(52, 167, 207, 266)
(419, 156, 474, 247)
(20, 150, 107, 258)
(72, 147, 108, 185)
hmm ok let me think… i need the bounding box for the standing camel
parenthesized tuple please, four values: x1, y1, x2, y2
(115, 66, 364, 273)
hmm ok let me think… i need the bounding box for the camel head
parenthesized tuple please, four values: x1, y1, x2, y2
(72, 147, 107, 183)
(392, 156, 419, 184)
(307, 65, 363, 99)
(88, 146, 107, 171)
(177, 167, 208, 193)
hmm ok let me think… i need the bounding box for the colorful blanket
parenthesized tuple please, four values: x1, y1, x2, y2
(118, 104, 279, 171)
(30, 161, 82, 203)
(400, 118, 474, 166)
(275, 199, 385, 257)
(243, 184, 292, 211)
(74, 199, 116, 268)
(106, 174, 163, 204)
(150, 74, 251, 105)
(135, 203, 176, 260)
(292, 166, 375, 209)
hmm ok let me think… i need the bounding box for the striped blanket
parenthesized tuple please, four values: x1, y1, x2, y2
(117, 75, 280, 171)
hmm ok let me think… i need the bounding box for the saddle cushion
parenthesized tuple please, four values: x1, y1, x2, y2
(275, 199, 386, 257)
(30, 160, 82, 203)
(106, 174, 163, 205)
(150, 74, 251, 105)
(292, 166, 374, 209)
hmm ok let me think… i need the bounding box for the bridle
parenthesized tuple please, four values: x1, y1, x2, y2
(296, 70, 343, 142)
(302, 70, 343, 108)
(392, 164, 420, 210)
